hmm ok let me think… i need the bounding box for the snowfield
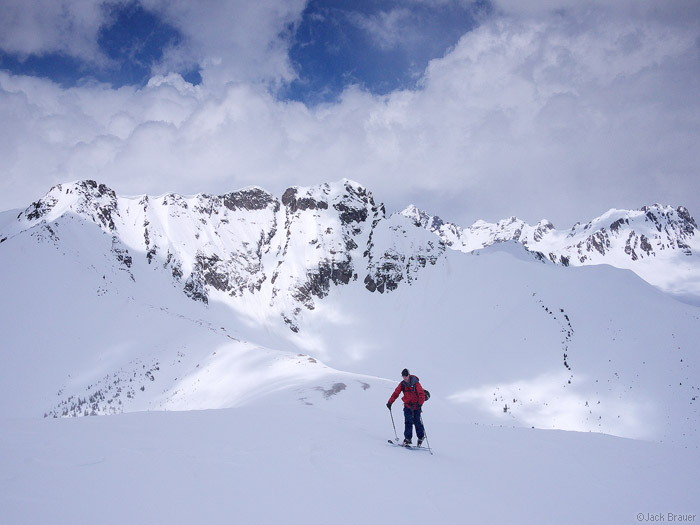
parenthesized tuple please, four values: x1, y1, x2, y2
(2, 394, 698, 524)
(1, 180, 699, 524)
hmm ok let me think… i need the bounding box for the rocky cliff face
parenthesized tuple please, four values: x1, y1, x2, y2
(2, 179, 444, 332)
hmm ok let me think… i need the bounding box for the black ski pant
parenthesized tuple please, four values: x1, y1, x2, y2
(403, 406, 425, 441)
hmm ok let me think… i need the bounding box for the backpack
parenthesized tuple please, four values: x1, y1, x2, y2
(401, 377, 430, 402)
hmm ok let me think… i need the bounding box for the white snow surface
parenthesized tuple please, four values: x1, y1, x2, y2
(1, 180, 699, 524)
(3, 396, 698, 524)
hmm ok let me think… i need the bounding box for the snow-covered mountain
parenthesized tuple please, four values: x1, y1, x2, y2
(1, 177, 699, 442)
(402, 203, 700, 300)
(4, 179, 699, 330)
(2, 179, 699, 523)
(1, 179, 442, 333)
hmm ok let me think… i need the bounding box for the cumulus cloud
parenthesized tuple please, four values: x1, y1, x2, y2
(0, 0, 105, 62)
(142, 0, 307, 87)
(407, 11, 700, 224)
(0, 1, 699, 229)
(0, 0, 306, 87)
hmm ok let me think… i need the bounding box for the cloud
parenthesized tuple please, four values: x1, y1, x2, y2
(142, 0, 307, 87)
(0, 1, 307, 88)
(406, 12, 700, 223)
(0, 0, 105, 62)
(348, 9, 420, 51)
(0, 2, 699, 230)
(493, 0, 700, 22)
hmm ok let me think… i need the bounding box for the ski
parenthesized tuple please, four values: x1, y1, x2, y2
(387, 439, 431, 452)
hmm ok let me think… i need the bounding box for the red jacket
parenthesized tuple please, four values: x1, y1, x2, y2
(388, 375, 425, 408)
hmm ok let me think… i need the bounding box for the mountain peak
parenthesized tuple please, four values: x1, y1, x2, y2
(15, 180, 119, 232)
(405, 201, 699, 297)
(400, 205, 445, 232)
(281, 180, 377, 224)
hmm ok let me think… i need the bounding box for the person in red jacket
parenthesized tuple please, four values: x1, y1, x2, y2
(386, 368, 426, 446)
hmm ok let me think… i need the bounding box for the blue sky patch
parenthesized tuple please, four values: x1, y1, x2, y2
(0, 51, 89, 87)
(282, 0, 489, 104)
(97, 2, 194, 87)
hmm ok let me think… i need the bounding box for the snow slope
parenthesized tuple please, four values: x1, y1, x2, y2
(1, 180, 699, 523)
(292, 242, 700, 446)
(0, 211, 348, 418)
(2, 393, 698, 524)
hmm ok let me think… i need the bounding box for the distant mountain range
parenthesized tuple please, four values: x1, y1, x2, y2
(403, 202, 700, 300)
(3, 179, 698, 326)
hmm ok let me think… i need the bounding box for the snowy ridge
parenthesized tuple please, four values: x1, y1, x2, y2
(402, 203, 700, 298)
(2, 179, 442, 332)
(6, 180, 699, 323)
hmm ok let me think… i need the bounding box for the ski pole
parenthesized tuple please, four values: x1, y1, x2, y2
(419, 412, 433, 455)
(389, 405, 399, 442)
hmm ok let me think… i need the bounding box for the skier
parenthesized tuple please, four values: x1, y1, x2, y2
(386, 368, 426, 447)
